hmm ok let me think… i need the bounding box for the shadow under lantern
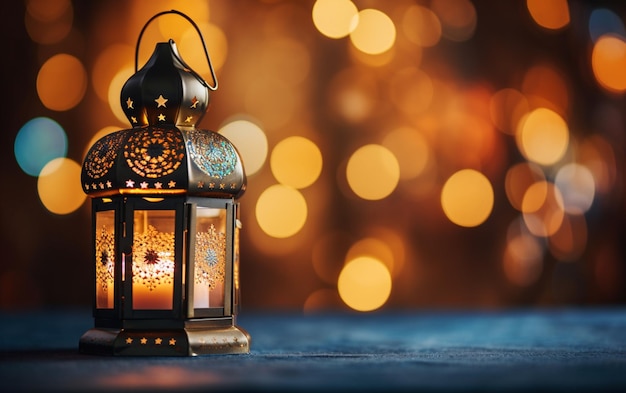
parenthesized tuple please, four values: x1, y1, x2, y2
(79, 10, 249, 356)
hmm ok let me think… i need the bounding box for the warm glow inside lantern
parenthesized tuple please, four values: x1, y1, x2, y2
(79, 10, 249, 356)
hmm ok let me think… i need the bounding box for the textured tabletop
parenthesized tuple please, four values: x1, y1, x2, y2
(1, 308, 626, 392)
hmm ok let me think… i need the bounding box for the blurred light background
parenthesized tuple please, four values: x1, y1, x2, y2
(1, 0, 625, 312)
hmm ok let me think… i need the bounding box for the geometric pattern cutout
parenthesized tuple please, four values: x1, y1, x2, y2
(194, 223, 226, 289)
(84, 131, 127, 179)
(132, 225, 175, 291)
(124, 127, 185, 179)
(187, 130, 237, 179)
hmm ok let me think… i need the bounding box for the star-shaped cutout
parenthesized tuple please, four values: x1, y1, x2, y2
(219, 183, 226, 189)
(126, 179, 135, 188)
(198, 181, 204, 188)
(230, 183, 237, 189)
(126, 337, 133, 344)
(190, 96, 199, 108)
(84, 183, 89, 190)
(169, 338, 176, 346)
(131, 116, 137, 124)
(106, 180, 112, 188)
(91, 183, 97, 189)
(158, 113, 166, 121)
(99, 182, 105, 189)
(126, 97, 134, 109)
(155, 338, 163, 345)
(185, 116, 193, 123)
(209, 182, 215, 189)
(168, 180, 176, 188)
(140, 181, 149, 189)
(140, 337, 148, 345)
(155, 94, 168, 108)
(154, 182, 162, 189)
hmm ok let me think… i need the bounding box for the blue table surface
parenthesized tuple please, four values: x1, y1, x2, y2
(1, 307, 626, 392)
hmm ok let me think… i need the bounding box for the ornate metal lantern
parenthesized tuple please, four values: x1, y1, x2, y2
(79, 10, 249, 356)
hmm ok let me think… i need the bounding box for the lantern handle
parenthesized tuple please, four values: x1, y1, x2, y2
(134, 9, 218, 91)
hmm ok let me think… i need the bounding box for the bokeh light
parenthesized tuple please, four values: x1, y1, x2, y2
(349, 9, 396, 55)
(327, 66, 379, 124)
(430, 0, 476, 42)
(554, 163, 595, 215)
(37, 54, 87, 111)
(401, 5, 442, 48)
(24, 0, 72, 44)
(346, 144, 400, 200)
(271, 136, 323, 189)
(505, 162, 546, 211)
(14, 117, 68, 177)
(589, 8, 626, 43)
(516, 108, 569, 166)
(441, 169, 494, 227)
(255, 185, 307, 238)
(526, 0, 570, 30)
(382, 126, 430, 180)
(503, 229, 544, 287)
(338, 256, 392, 312)
(312, 0, 358, 39)
(345, 237, 395, 278)
(578, 135, 616, 195)
(37, 158, 86, 215)
(218, 118, 268, 176)
(522, 181, 564, 237)
(592, 34, 626, 93)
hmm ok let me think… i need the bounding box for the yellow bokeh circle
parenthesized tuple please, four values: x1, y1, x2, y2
(271, 136, 323, 189)
(516, 108, 569, 166)
(255, 184, 307, 238)
(349, 9, 396, 55)
(346, 144, 400, 200)
(441, 169, 494, 227)
(37, 54, 87, 111)
(338, 256, 392, 312)
(312, 0, 359, 39)
(37, 158, 86, 215)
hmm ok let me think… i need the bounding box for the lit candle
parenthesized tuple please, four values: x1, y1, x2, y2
(132, 255, 174, 310)
(133, 281, 173, 309)
(194, 283, 210, 308)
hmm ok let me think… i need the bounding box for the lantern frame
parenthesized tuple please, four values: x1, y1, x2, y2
(79, 10, 249, 356)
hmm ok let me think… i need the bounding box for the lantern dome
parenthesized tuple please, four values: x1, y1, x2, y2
(81, 41, 246, 199)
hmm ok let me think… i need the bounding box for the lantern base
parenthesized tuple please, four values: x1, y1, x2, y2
(79, 321, 250, 356)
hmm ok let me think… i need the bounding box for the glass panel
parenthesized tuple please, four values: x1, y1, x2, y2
(95, 210, 115, 309)
(132, 210, 175, 310)
(194, 207, 227, 309)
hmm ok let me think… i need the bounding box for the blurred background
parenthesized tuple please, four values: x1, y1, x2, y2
(1, 0, 625, 313)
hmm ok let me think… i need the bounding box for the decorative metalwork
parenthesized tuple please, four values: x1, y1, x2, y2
(84, 131, 127, 179)
(132, 225, 175, 291)
(124, 127, 185, 178)
(187, 130, 237, 179)
(195, 224, 226, 289)
(95, 224, 115, 290)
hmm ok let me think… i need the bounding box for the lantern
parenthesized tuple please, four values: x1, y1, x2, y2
(79, 10, 249, 356)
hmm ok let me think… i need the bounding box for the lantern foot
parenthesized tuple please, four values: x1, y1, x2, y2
(79, 324, 250, 356)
